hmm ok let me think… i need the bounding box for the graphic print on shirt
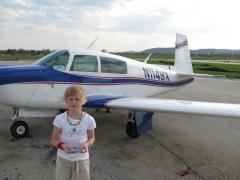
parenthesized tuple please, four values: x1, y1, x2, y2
(68, 126, 80, 136)
(68, 124, 87, 137)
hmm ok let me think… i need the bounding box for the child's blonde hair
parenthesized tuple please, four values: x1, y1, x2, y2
(64, 85, 87, 105)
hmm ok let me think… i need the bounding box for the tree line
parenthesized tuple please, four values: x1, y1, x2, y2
(1, 49, 240, 60)
(0, 49, 52, 56)
(116, 52, 240, 60)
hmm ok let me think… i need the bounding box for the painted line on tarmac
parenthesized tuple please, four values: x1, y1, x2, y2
(96, 139, 165, 168)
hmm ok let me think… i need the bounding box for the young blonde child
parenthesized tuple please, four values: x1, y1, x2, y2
(51, 85, 96, 180)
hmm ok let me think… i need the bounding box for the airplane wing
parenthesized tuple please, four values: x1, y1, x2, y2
(106, 97, 240, 118)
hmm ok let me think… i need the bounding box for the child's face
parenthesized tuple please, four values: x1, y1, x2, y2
(65, 93, 82, 111)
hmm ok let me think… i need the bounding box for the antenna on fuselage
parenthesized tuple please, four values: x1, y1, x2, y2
(144, 53, 152, 63)
(87, 37, 98, 49)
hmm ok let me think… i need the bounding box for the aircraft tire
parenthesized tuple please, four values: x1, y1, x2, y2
(10, 120, 29, 138)
(126, 121, 140, 138)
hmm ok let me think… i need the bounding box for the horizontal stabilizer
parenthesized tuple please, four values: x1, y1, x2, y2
(177, 72, 226, 78)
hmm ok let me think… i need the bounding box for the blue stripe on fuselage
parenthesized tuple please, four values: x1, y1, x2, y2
(0, 65, 194, 87)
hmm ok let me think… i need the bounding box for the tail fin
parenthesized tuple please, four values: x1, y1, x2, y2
(173, 33, 193, 74)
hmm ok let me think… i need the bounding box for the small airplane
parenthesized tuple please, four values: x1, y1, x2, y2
(0, 33, 240, 139)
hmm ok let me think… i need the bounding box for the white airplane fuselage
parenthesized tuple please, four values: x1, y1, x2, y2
(0, 48, 193, 110)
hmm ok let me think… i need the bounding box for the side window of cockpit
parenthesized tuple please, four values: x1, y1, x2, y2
(71, 55, 98, 72)
(38, 50, 69, 71)
(100, 57, 127, 74)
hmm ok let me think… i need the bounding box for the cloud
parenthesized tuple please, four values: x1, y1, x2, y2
(32, 0, 116, 9)
(0, 0, 240, 51)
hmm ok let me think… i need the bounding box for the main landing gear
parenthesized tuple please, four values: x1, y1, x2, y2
(125, 111, 154, 138)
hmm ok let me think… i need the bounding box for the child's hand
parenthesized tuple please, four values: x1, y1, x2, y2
(62, 144, 72, 153)
(81, 142, 89, 153)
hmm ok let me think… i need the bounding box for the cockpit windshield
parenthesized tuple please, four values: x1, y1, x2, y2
(35, 50, 69, 71)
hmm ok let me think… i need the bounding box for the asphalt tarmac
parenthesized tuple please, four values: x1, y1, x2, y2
(0, 61, 240, 180)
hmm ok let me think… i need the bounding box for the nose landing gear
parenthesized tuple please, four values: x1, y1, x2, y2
(10, 108, 30, 138)
(11, 120, 29, 138)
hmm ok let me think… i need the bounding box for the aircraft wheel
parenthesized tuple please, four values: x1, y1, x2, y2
(10, 120, 29, 138)
(126, 121, 140, 138)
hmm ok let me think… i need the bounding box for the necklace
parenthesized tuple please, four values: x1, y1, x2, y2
(67, 111, 82, 126)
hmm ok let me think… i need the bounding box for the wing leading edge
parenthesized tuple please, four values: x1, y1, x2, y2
(106, 97, 240, 118)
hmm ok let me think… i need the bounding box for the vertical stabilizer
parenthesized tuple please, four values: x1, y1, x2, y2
(173, 34, 193, 74)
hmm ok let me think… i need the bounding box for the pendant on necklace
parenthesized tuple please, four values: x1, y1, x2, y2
(67, 113, 81, 126)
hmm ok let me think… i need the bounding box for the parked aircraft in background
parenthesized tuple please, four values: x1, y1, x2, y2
(0, 34, 240, 138)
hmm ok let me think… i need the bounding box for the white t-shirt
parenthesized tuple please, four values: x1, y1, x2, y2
(53, 111, 96, 161)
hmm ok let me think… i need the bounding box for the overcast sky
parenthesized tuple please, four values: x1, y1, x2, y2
(1, 0, 240, 51)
